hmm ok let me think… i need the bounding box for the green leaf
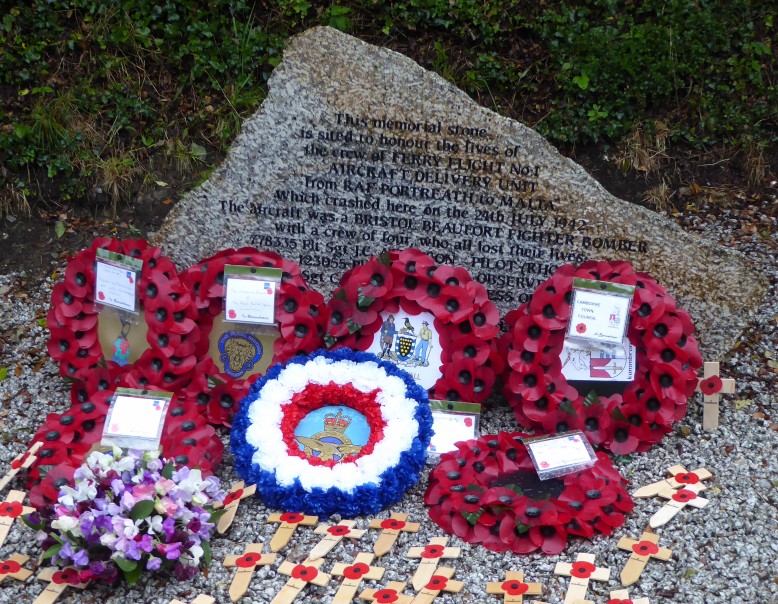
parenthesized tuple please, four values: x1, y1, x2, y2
(201, 538, 212, 566)
(121, 563, 142, 585)
(323, 333, 336, 348)
(114, 557, 138, 573)
(190, 142, 207, 161)
(504, 484, 524, 496)
(572, 73, 589, 90)
(356, 288, 375, 309)
(161, 462, 174, 480)
(377, 252, 391, 266)
(0, 367, 7, 381)
(462, 510, 483, 525)
(54, 220, 65, 239)
(514, 520, 531, 534)
(610, 406, 627, 422)
(583, 390, 601, 408)
(559, 399, 577, 416)
(129, 499, 156, 520)
(346, 318, 361, 334)
(42, 543, 62, 559)
(21, 513, 44, 530)
(333, 289, 348, 302)
(36, 317, 47, 328)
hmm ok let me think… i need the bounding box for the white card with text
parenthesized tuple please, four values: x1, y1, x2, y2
(224, 276, 277, 325)
(95, 260, 138, 312)
(568, 288, 632, 345)
(523, 431, 597, 479)
(101, 390, 171, 450)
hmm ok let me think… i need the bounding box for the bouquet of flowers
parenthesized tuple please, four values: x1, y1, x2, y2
(24, 448, 225, 585)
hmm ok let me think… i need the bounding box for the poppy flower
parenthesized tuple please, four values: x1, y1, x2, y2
(291, 564, 318, 582)
(672, 489, 698, 503)
(425, 575, 449, 591)
(28, 463, 76, 509)
(530, 523, 569, 555)
(336, 561, 367, 579)
(501, 579, 529, 596)
(674, 472, 700, 485)
(52, 568, 82, 585)
(327, 525, 351, 536)
(224, 489, 244, 506)
(354, 259, 393, 299)
(420, 544, 445, 559)
(235, 553, 262, 568)
(436, 285, 474, 323)
(468, 300, 500, 340)
(529, 286, 570, 329)
(630, 287, 667, 331)
(279, 512, 305, 524)
(510, 314, 550, 354)
(0, 560, 21, 575)
(570, 560, 597, 578)
(632, 540, 659, 556)
(700, 375, 723, 395)
(649, 362, 687, 404)
(380, 518, 406, 530)
(372, 588, 400, 603)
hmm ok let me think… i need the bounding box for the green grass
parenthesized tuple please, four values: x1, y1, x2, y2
(0, 0, 774, 214)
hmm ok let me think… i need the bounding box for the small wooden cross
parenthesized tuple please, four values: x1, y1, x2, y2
(486, 571, 543, 603)
(0, 490, 34, 549)
(617, 531, 672, 585)
(553, 553, 610, 604)
(33, 568, 89, 604)
(0, 553, 32, 584)
(649, 482, 709, 528)
(169, 596, 216, 604)
(633, 463, 712, 498)
(369, 512, 420, 556)
(272, 558, 331, 604)
(213, 481, 256, 534)
(267, 511, 318, 552)
(307, 519, 366, 560)
(359, 581, 415, 604)
(406, 536, 461, 591)
(410, 566, 464, 604)
(696, 361, 736, 430)
(0, 442, 42, 493)
(330, 552, 385, 604)
(609, 588, 650, 603)
(223, 543, 277, 602)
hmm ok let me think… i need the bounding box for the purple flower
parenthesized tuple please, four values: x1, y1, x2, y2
(146, 556, 162, 571)
(157, 541, 182, 560)
(110, 478, 125, 496)
(162, 517, 176, 540)
(173, 562, 198, 581)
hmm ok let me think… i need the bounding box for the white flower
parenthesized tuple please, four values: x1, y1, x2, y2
(189, 544, 204, 565)
(58, 481, 97, 507)
(51, 515, 80, 534)
(147, 515, 164, 534)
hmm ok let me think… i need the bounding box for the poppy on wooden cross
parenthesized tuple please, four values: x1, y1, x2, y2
(695, 361, 736, 430)
(267, 511, 318, 552)
(0, 442, 42, 493)
(0, 553, 32, 585)
(223, 543, 277, 602)
(650, 482, 709, 528)
(617, 531, 672, 585)
(33, 567, 89, 604)
(358, 580, 415, 604)
(330, 552, 385, 604)
(486, 570, 543, 603)
(0, 490, 34, 549)
(632, 463, 712, 498)
(553, 552, 610, 604)
(410, 566, 464, 604)
(608, 587, 651, 603)
(213, 481, 256, 534)
(369, 512, 420, 557)
(272, 558, 331, 604)
(406, 536, 461, 592)
(307, 519, 366, 560)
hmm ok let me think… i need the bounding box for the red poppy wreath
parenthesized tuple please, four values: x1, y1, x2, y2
(179, 247, 327, 427)
(498, 260, 702, 455)
(425, 432, 634, 554)
(323, 249, 504, 404)
(47, 238, 200, 384)
(25, 382, 224, 510)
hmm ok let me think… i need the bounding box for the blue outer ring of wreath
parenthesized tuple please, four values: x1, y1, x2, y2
(230, 348, 434, 517)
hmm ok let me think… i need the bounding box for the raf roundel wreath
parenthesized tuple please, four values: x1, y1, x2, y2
(498, 260, 702, 455)
(425, 432, 634, 555)
(230, 348, 434, 517)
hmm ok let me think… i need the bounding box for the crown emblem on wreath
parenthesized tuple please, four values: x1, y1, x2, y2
(324, 409, 352, 432)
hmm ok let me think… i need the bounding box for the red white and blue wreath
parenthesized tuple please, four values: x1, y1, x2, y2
(324, 249, 504, 404)
(230, 348, 434, 517)
(498, 260, 702, 455)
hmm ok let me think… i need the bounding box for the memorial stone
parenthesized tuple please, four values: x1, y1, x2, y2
(156, 27, 766, 358)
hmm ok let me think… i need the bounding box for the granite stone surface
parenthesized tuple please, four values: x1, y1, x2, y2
(155, 26, 767, 358)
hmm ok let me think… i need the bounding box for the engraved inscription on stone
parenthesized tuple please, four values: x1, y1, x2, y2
(157, 27, 766, 357)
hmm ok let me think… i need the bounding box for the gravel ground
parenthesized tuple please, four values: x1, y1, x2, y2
(0, 197, 775, 604)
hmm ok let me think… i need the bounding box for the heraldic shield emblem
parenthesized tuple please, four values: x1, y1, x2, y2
(395, 333, 417, 361)
(218, 331, 263, 379)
